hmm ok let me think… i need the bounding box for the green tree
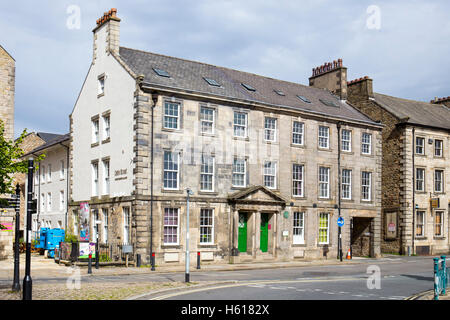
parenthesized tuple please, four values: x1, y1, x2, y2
(0, 120, 44, 206)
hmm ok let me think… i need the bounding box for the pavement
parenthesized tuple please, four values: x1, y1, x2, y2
(0, 253, 446, 300)
(0, 253, 375, 279)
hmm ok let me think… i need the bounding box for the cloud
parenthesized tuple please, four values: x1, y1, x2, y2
(0, 0, 449, 138)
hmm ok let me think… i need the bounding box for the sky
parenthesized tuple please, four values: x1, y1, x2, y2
(1, 0, 449, 138)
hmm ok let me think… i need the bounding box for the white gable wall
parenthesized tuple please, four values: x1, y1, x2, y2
(71, 23, 135, 202)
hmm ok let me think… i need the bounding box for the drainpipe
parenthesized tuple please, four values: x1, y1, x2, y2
(60, 142, 69, 233)
(411, 127, 415, 256)
(337, 122, 343, 261)
(150, 92, 158, 271)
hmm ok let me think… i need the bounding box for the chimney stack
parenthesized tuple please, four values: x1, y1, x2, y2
(309, 58, 347, 100)
(347, 76, 374, 99)
(430, 96, 450, 108)
(92, 8, 121, 62)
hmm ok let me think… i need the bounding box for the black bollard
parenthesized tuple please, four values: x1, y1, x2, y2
(88, 253, 92, 274)
(196, 251, 201, 270)
(136, 254, 141, 268)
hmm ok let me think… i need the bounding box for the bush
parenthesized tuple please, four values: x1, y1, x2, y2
(99, 253, 112, 262)
(65, 233, 79, 243)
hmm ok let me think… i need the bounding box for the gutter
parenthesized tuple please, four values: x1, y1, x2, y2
(411, 127, 415, 256)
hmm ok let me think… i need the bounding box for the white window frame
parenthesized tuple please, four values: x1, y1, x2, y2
(163, 208, 179, 245)
(293, 212, 305, 244)
(42, 166, 46, 183)
(318, 213, 330, 245)
(263, 161, 277, 189)
(264, 117, 277, 142)
(163, 151, 179, 190)
(361, 171, 372, 201)
(341, 129, 352, 152)
(362, 133, 372, 155)
(92, 161, 99, 196)
(93, 209, 99, 242)
(41, 193, 45, 212)
(435, 211, 444, 237)
(102, 208, 109, 244)
(123, 207, 130, 244)
(292, 121, 304, 146)
(319, 167, 330, 199)
(59, 190, 65, 211)
(435, 139, 443, 157)
(163, 101, 180, 130)
(102, 114, 110, 140)
(318, 126, 329, 149)
(92, 118, 99, 144)
(292, 164, 304, 197)
(200, 154, 214, 192)
(47, 192, 52, 212)
(102, 159, 110, 195)
(47, 164, 52, 182)
(341, 169, 352, 200)
(233, 111, 247, 138)
(232, 158, 246, 188)
(416, 210, 425, 237)
(416, 168, 425, 192)
(98, 76, 105, 96)
(200, 106, 215, 134)
(415, 137, 425, 155)
(60, 160, 65, 179)
(434, 170, 444, 193)
(199, 208, 214, 244)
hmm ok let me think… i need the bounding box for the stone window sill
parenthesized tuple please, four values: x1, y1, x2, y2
(91, 142, 99, 148)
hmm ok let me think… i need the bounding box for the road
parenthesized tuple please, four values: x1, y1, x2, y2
(135, 256, 435, 300)
(0, 255, 436, 300)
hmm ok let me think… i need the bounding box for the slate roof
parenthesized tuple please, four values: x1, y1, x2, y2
(25, 133, 70, 156)
(373, 93, 450, 130)
(118, 47, 379, 125)
(36, 132, 65, 143)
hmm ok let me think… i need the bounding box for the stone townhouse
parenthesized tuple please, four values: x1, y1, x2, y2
(346, 77, 450, 255)
(68, 9, 383, 266)
(23, 133, 70, 236)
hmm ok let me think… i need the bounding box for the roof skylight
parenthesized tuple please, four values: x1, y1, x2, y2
(153, 67, 170, 77)
(241, 83, 256, 92)
(319, 99, 339, 107)
(274, 89, 285, 96)
(203, 77, 221, 87)
(296, 95, 311, 103)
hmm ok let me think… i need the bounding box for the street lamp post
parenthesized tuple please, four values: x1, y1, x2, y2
(185, 188, 193, 283)
(23, 158, 34, 300)
(95, 220, 100, 269)
(12, 184, 20, 292)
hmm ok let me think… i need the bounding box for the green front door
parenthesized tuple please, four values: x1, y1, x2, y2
(260, 213, 269, 252)
(238, 213, 247, 253)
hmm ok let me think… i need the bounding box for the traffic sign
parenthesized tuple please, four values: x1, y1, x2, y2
(337, 217, 344, 227)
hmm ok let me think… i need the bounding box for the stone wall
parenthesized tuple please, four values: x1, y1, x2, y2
(0, 46, 15, 142)
(0, 211, 15, 260)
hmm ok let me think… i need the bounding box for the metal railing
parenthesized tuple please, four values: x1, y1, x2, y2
(56, 242, 135, 263)
(434, 256, 449, 300)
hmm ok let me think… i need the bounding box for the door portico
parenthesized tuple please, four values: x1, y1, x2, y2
(229, 186, 287, 262)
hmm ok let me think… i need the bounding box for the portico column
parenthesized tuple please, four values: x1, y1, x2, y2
(233, 210, 239, 253)
(272, 212, 278, 257)
(254, 211, 261, 258)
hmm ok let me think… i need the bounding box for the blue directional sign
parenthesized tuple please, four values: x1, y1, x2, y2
(337, 217, 344, 227)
